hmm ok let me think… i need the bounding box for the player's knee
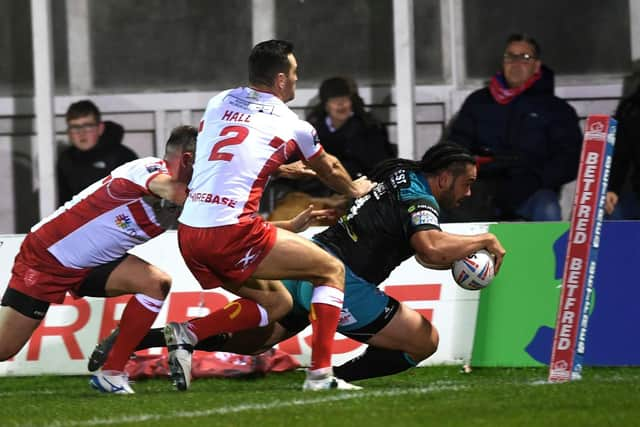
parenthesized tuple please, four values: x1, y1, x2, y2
(269, 289, 293, 321)
(159, 274, 172, 298)
(423, 323, 439, 359)
(0, 344, 21, 362)
(253, 282, 293, 322)
(411, 322, 439, 362)
(145, 270, 172, 299)
(321, 256, 345, 287)
(428, 325, 440, 356)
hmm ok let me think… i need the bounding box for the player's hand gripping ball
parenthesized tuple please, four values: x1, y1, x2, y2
(452, 249, 495, 290)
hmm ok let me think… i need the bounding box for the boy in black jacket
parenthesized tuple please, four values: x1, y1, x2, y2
(57, 100, 137, 204)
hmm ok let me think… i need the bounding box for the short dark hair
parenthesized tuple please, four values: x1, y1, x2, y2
(319, 76, 355, 104)
(307, 76, 374, 125)
(505, 33, 541, 58)
(65, 100, 101, 123)
(248, 39, 294, 87)
(165, 125, 197, 156)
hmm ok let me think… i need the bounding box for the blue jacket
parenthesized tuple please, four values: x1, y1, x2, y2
(447, 66, 582, 212)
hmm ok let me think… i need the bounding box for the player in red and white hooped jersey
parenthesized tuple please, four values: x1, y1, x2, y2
(170, 40, 375, 392)
(0, 125, 197, 394)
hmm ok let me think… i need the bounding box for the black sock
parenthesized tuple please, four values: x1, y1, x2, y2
(135, 328, 231, 352)
(333, 346, 417, 382)
(194, 332, 231, 351)
(135, 328, 165, 350)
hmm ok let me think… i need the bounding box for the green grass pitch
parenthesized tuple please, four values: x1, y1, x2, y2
(2, 366, 638, 426)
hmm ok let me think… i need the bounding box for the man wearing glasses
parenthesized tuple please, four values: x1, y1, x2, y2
(445, 33, 582, 222)
(57, 100, 138, 204)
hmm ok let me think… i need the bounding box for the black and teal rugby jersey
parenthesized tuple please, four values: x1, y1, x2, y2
(314, 168, 441, 285)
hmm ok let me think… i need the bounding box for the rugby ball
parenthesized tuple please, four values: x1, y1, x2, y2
(452, 249, 495, 290)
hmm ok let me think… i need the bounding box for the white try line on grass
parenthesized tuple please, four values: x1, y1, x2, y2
(44, 382, 467, 427)
(0, 389, 60, 397)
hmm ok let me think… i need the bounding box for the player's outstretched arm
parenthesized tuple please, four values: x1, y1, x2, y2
(270, 204, 337, 233)
(147, 174, 189, 205)
(306, 152, 375, 198)
(274, 160, 317, 179)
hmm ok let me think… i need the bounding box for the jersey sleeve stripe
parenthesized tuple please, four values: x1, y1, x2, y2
(306, 145, 324, 162)
(144, 171, 165, 197)
(128, 200, 164, 238)
(241, 144, 293, 219)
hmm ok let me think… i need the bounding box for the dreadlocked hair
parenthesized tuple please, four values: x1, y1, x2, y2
(421, 141, 475, 176)
(369, 158, 422, 181)
(369, 141, 475, 182)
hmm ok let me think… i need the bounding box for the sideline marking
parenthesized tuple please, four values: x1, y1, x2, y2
(45, 383, 466, 427)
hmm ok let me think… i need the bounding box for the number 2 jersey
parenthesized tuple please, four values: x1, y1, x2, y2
(180, 87, 324, 227)
(314, 168, 442, 285)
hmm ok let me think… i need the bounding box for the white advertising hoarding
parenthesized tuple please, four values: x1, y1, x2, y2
(0, 224, 488, 376)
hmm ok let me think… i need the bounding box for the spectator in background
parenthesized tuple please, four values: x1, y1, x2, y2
(307, 76, 396, 182)
(445, 33, 582, 222)
(267, 76, 395, 223)
(279, 76, 395, 198)
(605, 84, 640, 219)
(57, 100, 137, 204)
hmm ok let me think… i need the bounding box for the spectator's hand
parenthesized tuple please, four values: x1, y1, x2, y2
(276, 161, 317, 179)
(286, 205, 337, 233)
(485, 234, 506, 274)
(352, 176, 376, 198)
(605, 191, 618, 215)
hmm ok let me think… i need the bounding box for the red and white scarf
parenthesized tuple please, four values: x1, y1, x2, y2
(489, 70, 541, 105)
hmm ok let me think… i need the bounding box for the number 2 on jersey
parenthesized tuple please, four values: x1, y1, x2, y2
(208, 125, 286, 162)
(208, 125, 249, 161)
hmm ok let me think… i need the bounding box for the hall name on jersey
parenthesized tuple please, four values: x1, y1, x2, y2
(221, 110, 252, 123)
(189, 192, 237, 207)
